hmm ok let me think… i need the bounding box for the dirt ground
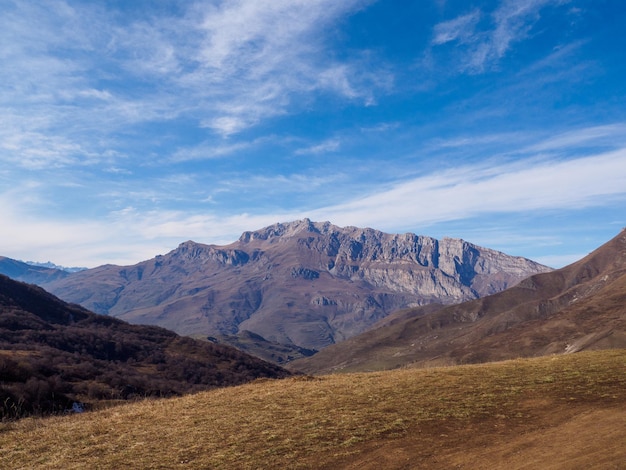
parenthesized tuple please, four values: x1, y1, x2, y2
(319, 404, 626, 470)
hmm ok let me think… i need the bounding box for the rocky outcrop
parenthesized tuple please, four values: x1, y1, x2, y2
(40, 219, 551, 352)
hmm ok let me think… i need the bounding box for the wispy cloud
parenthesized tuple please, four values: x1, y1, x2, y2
(423, 122, 626, 162)
(212, 172, 350, 201)
(431, 0, 568, 73)
(4, 144, 623, 267)
(526, 124, 626, 152)
(432, 10, 480, 45)
(0, 0, 387, 174)
(425, 132, 525, 150)
(171, 140, 255, 162)
(168, 0, 386, 135)
(0, 199, 298, 267)
(295, 138, 341, 155)
(2, 0, 623, 270)
(311, 148, 626, 229)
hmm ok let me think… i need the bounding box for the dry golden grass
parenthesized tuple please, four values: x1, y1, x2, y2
(1, 349, 625, 469)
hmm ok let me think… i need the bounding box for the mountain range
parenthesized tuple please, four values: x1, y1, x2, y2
(1, 221, 624, 406)
(289, 228, 626, 374)
(21, 219, 550, 353)
(23, 260, 86, 273)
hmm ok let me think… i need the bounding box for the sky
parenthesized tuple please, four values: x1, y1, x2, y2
(1, 0, 625, 269)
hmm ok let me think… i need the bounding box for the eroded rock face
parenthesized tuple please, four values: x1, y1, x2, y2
(42, 219, 551, 351)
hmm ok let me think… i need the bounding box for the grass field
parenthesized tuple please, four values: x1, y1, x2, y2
(1, 349, 624, 469)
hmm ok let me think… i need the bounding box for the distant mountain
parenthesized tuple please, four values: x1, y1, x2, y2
(0, 274, 289, 419)
(24, 260, 87, 273)
(288, 229, 626, 374)
(0, 256, 69, 284)
(40, 219, 550, 352)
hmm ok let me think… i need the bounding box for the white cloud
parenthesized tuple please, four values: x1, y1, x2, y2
(432, 0, 567, 73)
(172, 140, 253, 162)
(432, 10, 480, 45)
(213, 172, 348, 198)
(0, 195, 296, 267)
(174, 0, 385, 134)
(3, 147, 624, 267)
(171, 135, 283, 162)
(1, 0, 621, 270)
(310, 149, 626, 229)
(426, 132, 524, 150)
(490, 0, 562, 57)
(0, 0, 387, 167)
(526, 124, 626, 152)
(201, 117, 252, 137)
(295, 139, 341, 155)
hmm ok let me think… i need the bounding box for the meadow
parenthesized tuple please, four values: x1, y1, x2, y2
(1, 349, 624, 469)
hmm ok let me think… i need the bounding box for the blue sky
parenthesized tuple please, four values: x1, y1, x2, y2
(1, 0, 625, 268)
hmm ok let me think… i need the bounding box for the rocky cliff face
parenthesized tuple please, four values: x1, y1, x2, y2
(41, 220, 551, 351)
(288, 229, 626, 374)
(238, 220, 546, 301)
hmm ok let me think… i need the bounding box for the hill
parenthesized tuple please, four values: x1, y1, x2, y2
(38, 219, 550, 352)
(0, 256, 69, 284)
(289, 229, 626, 374)
(0, 349, 624, 469)
(0, 275, 289, 419)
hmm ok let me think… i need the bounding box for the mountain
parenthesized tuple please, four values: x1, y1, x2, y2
(24, 260, 87, 273)
(288, 229, 626, 374)
(0, 256, 69, 284)
(39, 220, 550, 352)
(0, 274, 289, 419)
(39, 219, 550, 352)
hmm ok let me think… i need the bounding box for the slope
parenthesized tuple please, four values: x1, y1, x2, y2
(0, 274, 289, 419)
(40, 219, 550, 352)
(289, 228, 626, 374)
(0, 350, 624, 469)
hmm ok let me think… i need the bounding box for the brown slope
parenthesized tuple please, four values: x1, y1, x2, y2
(0, 274, 289, 419)
(41, 219, 550, 352)
(288, 228, 626, 374)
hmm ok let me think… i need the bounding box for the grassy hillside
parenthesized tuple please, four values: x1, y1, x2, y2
(1, 349, 624, 469)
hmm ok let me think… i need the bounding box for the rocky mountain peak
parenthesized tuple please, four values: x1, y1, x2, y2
(238, 218, 327, 243)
